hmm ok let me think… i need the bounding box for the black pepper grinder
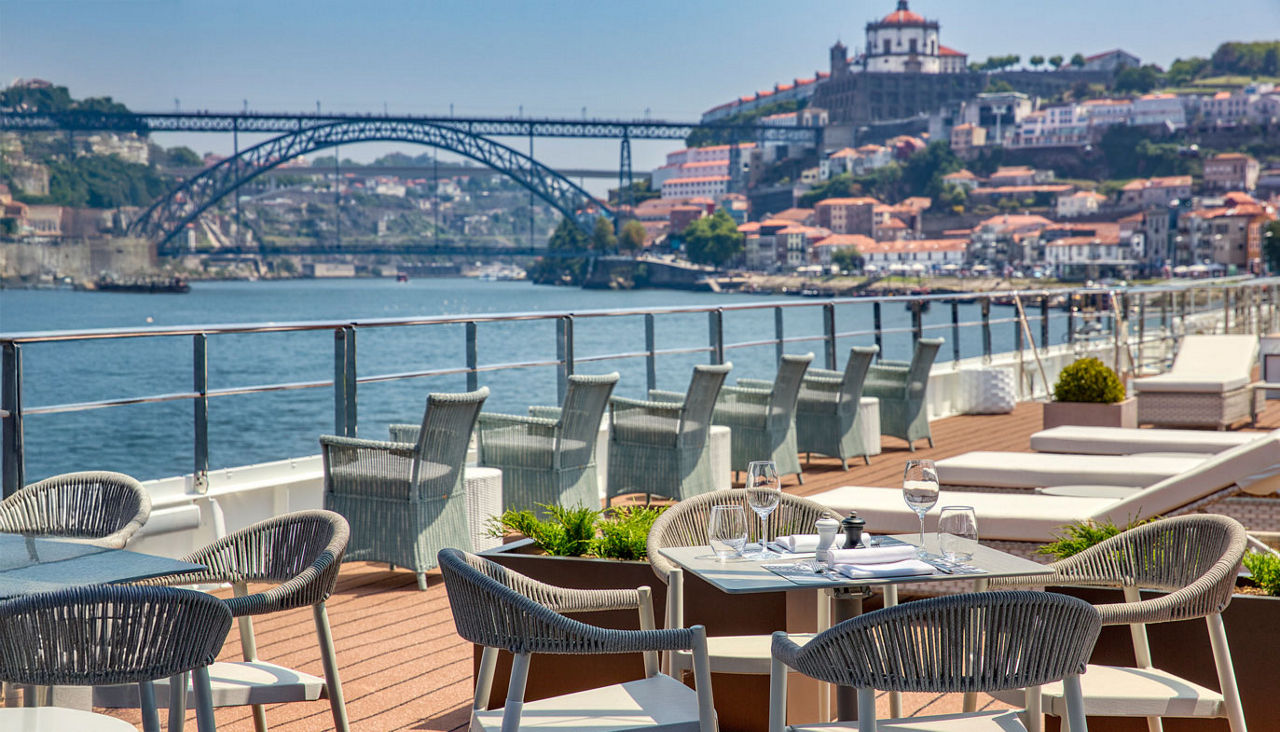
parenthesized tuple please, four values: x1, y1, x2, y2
(841, 511, 866, 549)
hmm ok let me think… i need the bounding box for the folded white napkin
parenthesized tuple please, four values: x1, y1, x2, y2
(826, 544, 916, 565)
(832, 559, 935, 579)
(774, 534, 849, 552)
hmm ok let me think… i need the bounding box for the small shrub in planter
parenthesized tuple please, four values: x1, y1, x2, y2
(1037, 516, 1157, 559)
(1241, 551, 1280, 596)
(488, 503, 664, 560)
(1053, 357, 1125, 403)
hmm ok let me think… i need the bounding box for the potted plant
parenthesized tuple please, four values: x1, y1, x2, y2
(1042, 356, 1136, 429)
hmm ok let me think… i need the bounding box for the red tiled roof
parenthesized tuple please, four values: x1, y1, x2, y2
(938, 45, 965, 57)
(663, 175, 731, 185)
(879, 1, 926, 25)
(813, 234, 875, 248)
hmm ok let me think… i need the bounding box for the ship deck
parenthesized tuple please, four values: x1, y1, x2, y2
(104, 399, 1280, 731)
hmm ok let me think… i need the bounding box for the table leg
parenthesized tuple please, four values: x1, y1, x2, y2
(828, 586, 865, 721)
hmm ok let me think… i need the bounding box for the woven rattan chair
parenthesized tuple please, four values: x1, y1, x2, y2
(770, 591, 1102, 732)
(322, 387, 488, 590)
(792, 346, 878, 470)
(478, 372, 618, 515)
(99, 510, 352, 732)
(606, 363, 732, 505)
(707, 353, 812, 485)
(438, 547, 717, 732)
(990, 514, 1249, 732)
(862, 337, 942, 450)
(647, 489, 840, 676)
(0, 585, 231, 732)
(0, 471, 151, 549)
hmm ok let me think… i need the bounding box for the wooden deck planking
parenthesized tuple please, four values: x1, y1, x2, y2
(100, 397, 1280, 731)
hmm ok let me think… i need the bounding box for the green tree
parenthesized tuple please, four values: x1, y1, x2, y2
(1049, 55, 1065, 69)
(984, 79, 1015, 94)
(831, 247, 861, 273)
(1165, 57, 1211, 86)
(157, 146, 202, 168)
(1070, 53, 1086, 68)
(590, 215, 616, 251)
(1264, 221, 1280, 274)
(1029, 55, 1045, 69)
(682, 210, 743, 267)
(902, 141, 962, 199)
(937, 182, 967, 212)
(618, 219, 646, 252)
(1114, 65, 1161, 94)
(547, 217, 589, 251)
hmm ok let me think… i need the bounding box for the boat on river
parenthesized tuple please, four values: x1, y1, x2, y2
(91, 275, 191, 294)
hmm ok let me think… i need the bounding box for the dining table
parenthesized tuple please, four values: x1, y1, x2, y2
(658, 533, 1055, 723)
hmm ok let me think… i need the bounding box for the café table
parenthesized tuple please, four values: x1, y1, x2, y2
(658, 534, 1054, 722)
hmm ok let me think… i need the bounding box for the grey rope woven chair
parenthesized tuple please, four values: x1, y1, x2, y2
(708, 353, 812, 485)
(769, 590, 1102, 732)
(99, 510, 352, 732)
(607, 363, 732, 505)
(989, 514, 1249, 732)
(0, 471, 151, 549)
(647, 489, 840, 676)
(322, 387, 488, 590)
(0, 585, 232, 732)
(791, 346, 879, 470)
(862, 337, 942, 451)
(438, 547, 717, 732)
(477, 372, 619, 516)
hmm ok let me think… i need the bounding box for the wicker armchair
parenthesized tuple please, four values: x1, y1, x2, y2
(477, 372, 618, 515)
(708, 353, 812, 484)
(0, 585, 231, 732)
(101, 510, 352, 732)
(438, 548, 717, 732)
(990, 514, 1249, 732)
(606, 363, 732, 505)
(647, 489, 839, 676)
(769, 591, 1101, 732)
(321, 387, 488, 589)
(793, 345, 878, 470)
(0, 471, 151, 549)
(862, 337, 942, 450)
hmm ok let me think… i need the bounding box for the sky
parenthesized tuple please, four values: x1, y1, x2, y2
(2, 0, 1278, 190)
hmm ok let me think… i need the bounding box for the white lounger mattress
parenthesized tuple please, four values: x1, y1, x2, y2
(937, 451, 1207, 489)
(1030, 426, 1260, 456)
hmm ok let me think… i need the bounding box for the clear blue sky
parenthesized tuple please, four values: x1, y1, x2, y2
(2, 0, 1278, 183)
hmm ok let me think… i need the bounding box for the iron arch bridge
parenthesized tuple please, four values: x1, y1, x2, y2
(128, 118, 613, 254)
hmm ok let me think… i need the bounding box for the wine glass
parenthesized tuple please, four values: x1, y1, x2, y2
(707, 505, 748, 561)
(744, 460, 781, 557)
(902, 459, 939, 558)
(939, 506, 979, 563)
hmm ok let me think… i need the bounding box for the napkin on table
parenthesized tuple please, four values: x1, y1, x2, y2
(774, 534, 848, 552)
(832, 559, 935, 579)
(826, 544, 916, 565)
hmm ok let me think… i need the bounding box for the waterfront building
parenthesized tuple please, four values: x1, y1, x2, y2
(1119, 176, 1192, 208)
(858, 237, 967, 269)
(652, 143, 753, 194)
(1056, 190, 1108, 218)
(813, 196, 879, 236)
(810, 233, 875, 266)
(940, 169, 979, 192)
(1080, 49, 1141, 72)
(1180, 193, 1274, 271)
(948, 123, 986, 156)
(1203, 153, 1261, 193)
(1008, 105, 1090, 148)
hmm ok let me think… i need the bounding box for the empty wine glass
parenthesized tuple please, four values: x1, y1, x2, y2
(938, 506, 978, 563)
(902, 459, 939, 558)
(707, 505, 748, 561)
(744, 460, 781, 557)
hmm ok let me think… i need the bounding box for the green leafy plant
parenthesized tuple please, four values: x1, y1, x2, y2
(593, 506, 665, 561)
(488, 504, 666, 560)
(1242, 551, 1280, 596)
(1053, 357, 1126, 404)
(1037, 517, 1156, 559)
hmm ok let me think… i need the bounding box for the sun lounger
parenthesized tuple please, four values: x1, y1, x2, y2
(1132, 334, 1261, 429)
(1030, 425, 1260, 455)
(936, 451, 1208, 489)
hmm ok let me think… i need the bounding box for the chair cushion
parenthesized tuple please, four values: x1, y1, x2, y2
(671, 633, 816, 675)
(1131, 374, 1249, 393)
(472, 673, 702, 732)
(989, 664, 1225, 718)
(791, 710, 1025, 731)
(0, 708, 135, 731)
(93, 660, 326, 708)
(481, 435, 589, 465)
(1036, 485, 1143, 498)
(937, 452, 1206, 489)
(1030, 426, 1259, 455)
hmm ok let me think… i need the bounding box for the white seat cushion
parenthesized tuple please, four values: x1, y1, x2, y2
(0, 708, 135, 731)
(792, 709, 1027, 731)
(671, 633, 816, 675)
(1131, 374, 1249, 393)
(990, 664, 1225, 718)
(1036, 484, 1143, 498)
(1131, 334, 1257, 394)
(937, 452, 1205, 489)
(1030, 427, 1259, 456)
(472, 674, 702, 732)
(94, 660, 326, 708)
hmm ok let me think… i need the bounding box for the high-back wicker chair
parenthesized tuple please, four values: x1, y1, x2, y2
(711, 353, 812, 484)
(322, 387, 488, 590)
(0, 471, 151, 549)
(99, 510, 352, 732)
(0, 585, 231, 732)
(794, 345, 878, 470)
(607, 363, 732, 505)
(647, 489, 840, 676)
(992, 514, 1249, 732)
(477, 372, 619, 516)
(769, 590, 1102, 732)
(863, 337, 942, 450)
(438, 548, 717, 732)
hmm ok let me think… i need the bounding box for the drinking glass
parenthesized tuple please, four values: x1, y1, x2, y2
(902, 459, 939, 558)
(938, 506, 978, 563)
(707, 505, 748, 561)
(744, 460, 781, 557)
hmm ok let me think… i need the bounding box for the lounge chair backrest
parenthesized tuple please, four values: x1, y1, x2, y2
(679, 363, 732, 447)
(411, 387, 489, 488)
(557, 372, 620, 468)
(1099, 429, 1280, 521)
(767, 353, 813, 429)
(1172, 335, 1257, 379)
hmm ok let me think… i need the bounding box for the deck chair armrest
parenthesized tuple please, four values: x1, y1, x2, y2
(647, 389, 686, 403)
(736, 377, 774, 390)
(478, 412, 558, 431)
(611, 396, 684, 414)
(320, 435, 416, 498)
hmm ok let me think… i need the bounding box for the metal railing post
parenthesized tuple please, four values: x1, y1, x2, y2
(1014, 307, 1023, 353)
(1223, 287, 1231, 334)
(1067, 294, 1076, 345)
(823, 303, 837, 369)
(1, 343, 24, 498)
(333, 328, 346, 437)
(708, 309, 724, 365)
(909, 300, 922, 345)
(343, 326, 357, 436)
(644, 314, 656, 392)
(1137, 293, 1146, 373)
(773, 307, 784, 366)
(950, 300, 960, 365)
(465, 322, 478, 392)
(556, 316, 574, 403)
(981, 298, 992, 363)
(1039, 296, 1049, 351)
(193, 334, 209, 494)
(872, 301, 884, 361)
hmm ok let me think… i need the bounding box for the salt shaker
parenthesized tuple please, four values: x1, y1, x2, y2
(814, 518, 840, 564)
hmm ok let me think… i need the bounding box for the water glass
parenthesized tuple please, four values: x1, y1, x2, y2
(938, 506, 978, 563)
(707, 505, 748, 561)
(744, 460, 781, 556)
(902, 459, 939, 558)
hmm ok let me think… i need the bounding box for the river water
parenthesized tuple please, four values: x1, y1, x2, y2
(0, 278, 1066, 482)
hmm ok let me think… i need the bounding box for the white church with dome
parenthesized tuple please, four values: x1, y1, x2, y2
(855, 0, 967, 74)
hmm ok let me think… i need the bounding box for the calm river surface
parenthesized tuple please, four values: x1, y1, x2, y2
(0, 278, 1065, 482)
